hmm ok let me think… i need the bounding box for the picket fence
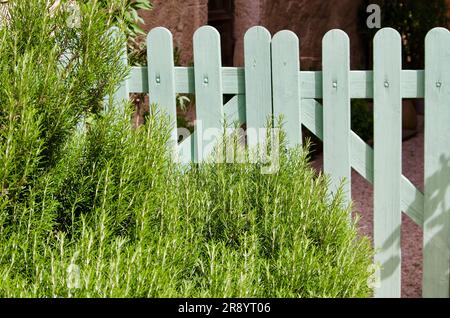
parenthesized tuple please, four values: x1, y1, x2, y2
(112, 26, 450, 298)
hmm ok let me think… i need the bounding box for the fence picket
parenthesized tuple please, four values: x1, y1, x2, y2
(373, 28, 402, 298)
(147, 27, 178, 156)
(423, 27, 450, 298)
(271, 30, 301, 148)
(322, 30, 351, 203)
(193, 26, 224, 162)
(105, 27, 129, 115)
(244, 26, 272, 148)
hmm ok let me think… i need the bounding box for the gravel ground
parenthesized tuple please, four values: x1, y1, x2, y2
(311, 115, 425, 298)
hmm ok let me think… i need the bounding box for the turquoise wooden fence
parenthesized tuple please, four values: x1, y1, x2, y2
(115, 26, 450, 298)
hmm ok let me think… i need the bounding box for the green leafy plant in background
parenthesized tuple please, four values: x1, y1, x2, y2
(360, 0, 448, 68)
(106, 0, 152, 38)
(78, 0, 152, 66)
(351, 100, 373, 142)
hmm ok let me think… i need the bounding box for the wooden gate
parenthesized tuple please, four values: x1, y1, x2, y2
(113, 25, 450, 298)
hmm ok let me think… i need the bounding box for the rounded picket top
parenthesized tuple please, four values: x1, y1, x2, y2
(193, 25, 221, 44)
(147, 27, 174, 66)
(193, 25, 222, 68)
(322, 29, 350, 61)
(244, 26, 272, 44)
(272, 29, 299, 45)
(147, 26, 173, 43)
(422, 26, 450, 299)
(425, 27, 450, 62)
(147, 28, 174, 65)
(425, 27, 450, 47)
(106, 26, 127, 46)
(271, 29, 301, 148)
(374, 27, 401, 39)
(373, 27, 401, 47)
(271, 30, 300, 65)
(322, 29, 350, 45)
(107, 26, 120, 37)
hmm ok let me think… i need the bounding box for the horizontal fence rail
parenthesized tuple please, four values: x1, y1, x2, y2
(128, 67, 425, 98)
(115, 25, 450, 298)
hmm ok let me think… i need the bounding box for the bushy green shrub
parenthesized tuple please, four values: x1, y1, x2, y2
(0, 0, 127, 201)
(0, 0, 374, 298)
(0, 106, 375, 297)
(0, 0, 127, 294)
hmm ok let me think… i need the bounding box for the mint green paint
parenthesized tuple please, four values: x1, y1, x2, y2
(301, 99, 424, 227)
(373, 28, 402, 298)
(177, 130, 197, 165)
(108, 27, 129, 114)
(244, 26, 272, 148)
(178, 95, 246, 164)
(423, 27, 450, 298)
(224, 94, 246, 125)
(129, 67, 424, 99)
(193, 26, 224, 162)
(323, 30, 351, 203)
(271, 30, 301, 147)
(147, 27, 177, 155)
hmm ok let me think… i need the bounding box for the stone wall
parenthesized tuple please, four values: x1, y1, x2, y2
(139, 0, 208, 65)
(232, 0, 263, 66)
(233, 0, 366, 68)
(140, 0, 366, 68)
(265, 0, 366, 69)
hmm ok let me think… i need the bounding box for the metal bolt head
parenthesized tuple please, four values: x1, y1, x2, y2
(436, 81, 442, 88)
(384, 81, 389, 88)
(155, 76, 161, 84)
(332, 82, 337, 88)
(203, 77, 209, 84)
